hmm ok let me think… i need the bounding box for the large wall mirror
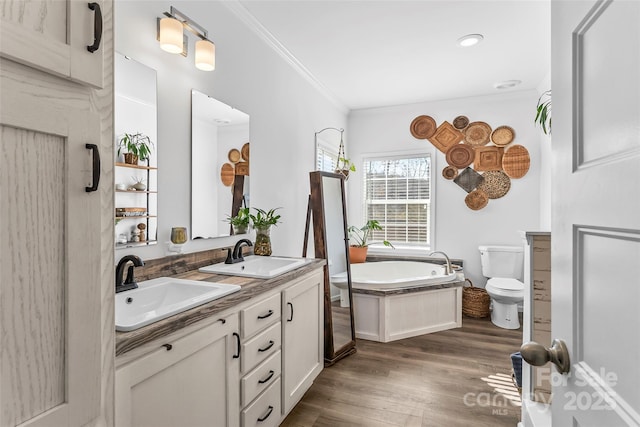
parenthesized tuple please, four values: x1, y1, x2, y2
(114, 53, 158, 249)
(191, 90, 250, 239)
(308, 171, 356, 365)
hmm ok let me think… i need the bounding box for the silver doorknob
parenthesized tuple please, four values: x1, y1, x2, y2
(520, 339, 571, 374)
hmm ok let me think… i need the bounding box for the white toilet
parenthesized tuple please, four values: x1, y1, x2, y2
(479, 245, 525, 329)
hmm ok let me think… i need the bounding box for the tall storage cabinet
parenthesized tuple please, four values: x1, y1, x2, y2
(0, 1, 113, 426)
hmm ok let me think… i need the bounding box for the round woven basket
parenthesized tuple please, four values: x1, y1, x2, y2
(462, 279, 490, 318)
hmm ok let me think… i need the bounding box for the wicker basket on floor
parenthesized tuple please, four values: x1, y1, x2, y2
(462, 279, 490, 318)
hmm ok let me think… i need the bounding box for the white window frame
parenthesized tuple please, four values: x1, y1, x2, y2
(361, 148, 435, 256)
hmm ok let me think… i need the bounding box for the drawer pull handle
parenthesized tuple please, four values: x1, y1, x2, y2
(257, 310, 274, 320)
(258, 340, 275, 353)
(233, 332, 240, 359)
(258, 370, 275, 384)
(287, 302, 294, 322)
(257, 405, 274, 422)
(218, 318, 226, 324)
(85, 144, 101, 192)
(161, 344, 172, 351)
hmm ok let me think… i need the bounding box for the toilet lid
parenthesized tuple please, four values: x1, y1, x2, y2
(487, 278, 524, 291)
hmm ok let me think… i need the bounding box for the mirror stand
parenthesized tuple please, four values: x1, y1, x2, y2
(304, 171, 356, 365)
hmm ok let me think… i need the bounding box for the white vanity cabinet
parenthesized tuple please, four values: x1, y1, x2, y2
(114, 267, 324, 427)
(115, 314, 240, 427)
(281, 270, 324, 414)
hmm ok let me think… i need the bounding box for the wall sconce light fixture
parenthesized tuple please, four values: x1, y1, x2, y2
(158, 6, 216, 71)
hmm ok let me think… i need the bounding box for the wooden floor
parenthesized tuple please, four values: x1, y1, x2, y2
(282, 316, 523, 427)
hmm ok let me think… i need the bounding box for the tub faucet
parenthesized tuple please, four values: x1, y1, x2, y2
(226, 239, 253, 264)
(115, 255, 144, 293)
(429, 251, 453, 275)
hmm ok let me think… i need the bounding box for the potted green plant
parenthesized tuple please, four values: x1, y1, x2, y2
(117, 132, 154, 165)
(250, 207, 282, 256)
(348, 220, 394, 263)
(534, 90, 552, 135)
(335, 157, 356, 179)
(226, 207, 250, 235)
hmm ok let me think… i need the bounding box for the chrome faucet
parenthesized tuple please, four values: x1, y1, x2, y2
(225, 239, 253, 264)
(429, 251, 453, 275)
(115, 255, 144, 293)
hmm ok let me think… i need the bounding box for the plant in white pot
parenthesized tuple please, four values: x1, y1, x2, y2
(347, 220, 393, 263)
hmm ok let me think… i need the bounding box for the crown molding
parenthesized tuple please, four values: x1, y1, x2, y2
(221, 0, 349, 114)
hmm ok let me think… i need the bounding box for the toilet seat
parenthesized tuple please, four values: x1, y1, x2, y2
(486, 278, 524, 294)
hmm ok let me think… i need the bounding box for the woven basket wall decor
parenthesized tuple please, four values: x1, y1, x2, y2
(462, 279, 491, 318)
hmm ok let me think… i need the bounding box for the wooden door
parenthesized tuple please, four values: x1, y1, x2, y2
(282, 271, 324, 414)
(115, 317, 240, 427)
(0, 66, 102, 426)
(0, 0, 104, 88)
(552, 0, 640, 424)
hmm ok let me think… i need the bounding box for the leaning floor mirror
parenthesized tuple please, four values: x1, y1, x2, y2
(306, 171, 356, 365)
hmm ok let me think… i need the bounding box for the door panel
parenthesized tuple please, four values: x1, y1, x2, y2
(553, 0, 640, 424)
(0, 127, 66, 425)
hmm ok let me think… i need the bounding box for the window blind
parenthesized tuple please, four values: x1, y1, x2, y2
(363, 154, 431, 246)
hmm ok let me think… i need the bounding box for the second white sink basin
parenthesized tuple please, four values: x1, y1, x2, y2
(199, 255, 311, 279)
(115, 277, 241, 332)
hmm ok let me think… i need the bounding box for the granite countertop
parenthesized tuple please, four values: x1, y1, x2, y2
(115, 259, 325, 357)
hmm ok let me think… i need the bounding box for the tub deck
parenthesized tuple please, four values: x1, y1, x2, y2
(352, 279, 465, 343)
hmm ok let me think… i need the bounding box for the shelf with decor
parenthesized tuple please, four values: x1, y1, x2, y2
(115, 160, 158, 248)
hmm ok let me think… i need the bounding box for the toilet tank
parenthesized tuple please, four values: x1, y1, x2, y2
(479, 245, 524, 279)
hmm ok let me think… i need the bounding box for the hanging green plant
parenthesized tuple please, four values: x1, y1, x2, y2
(535, 90, 552, 135)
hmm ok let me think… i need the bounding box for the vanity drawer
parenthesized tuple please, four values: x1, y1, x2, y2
(242, 350, 281, 407)
(241, 293, 281, 339)
(241, 377, 281, 427)
(242, 322, 281, 373)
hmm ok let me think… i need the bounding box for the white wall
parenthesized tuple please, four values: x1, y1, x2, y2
(115, 0, 347, 261)
(347, 90, 543, 286)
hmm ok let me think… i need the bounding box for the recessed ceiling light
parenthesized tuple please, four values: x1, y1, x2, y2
(457, 34, 484, 47)
(494, 80, 522, 90)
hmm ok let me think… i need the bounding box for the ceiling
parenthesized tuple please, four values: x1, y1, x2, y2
(237, 0, 551, 111)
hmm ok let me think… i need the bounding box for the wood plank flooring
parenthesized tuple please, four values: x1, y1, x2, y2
(282, 315, 523, 427)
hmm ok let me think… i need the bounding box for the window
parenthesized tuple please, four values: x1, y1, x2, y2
(316, 143, 338, 172)
(363, 154, 432, 248)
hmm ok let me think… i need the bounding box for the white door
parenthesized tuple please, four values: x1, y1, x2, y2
(551, 0, 640, 425)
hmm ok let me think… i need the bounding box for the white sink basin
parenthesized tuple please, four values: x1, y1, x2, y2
(115, 277, 241, 332)
(199, 255, 312, 279)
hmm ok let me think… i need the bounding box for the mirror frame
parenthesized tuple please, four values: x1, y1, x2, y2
(307, 171, 356, 365)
